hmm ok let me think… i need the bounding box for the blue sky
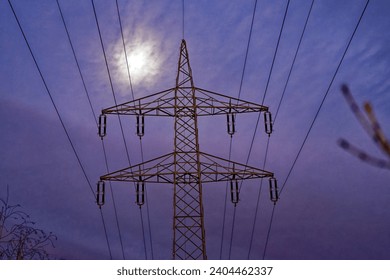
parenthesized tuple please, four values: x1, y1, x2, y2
(1, 0, 390, 260)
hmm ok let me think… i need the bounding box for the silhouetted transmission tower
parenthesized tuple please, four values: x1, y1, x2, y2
(97, 40, 278, 260)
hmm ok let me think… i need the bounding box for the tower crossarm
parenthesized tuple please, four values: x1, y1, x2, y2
(102, 88, 177, 117)
(198, 152, 273, 182)
(100, 153, 175, 183)
(194, 87, 269, 116)
(100, 87, 269, 117)
(99, 151, 273, 184)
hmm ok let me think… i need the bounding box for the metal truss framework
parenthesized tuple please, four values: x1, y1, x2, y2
(97, 40, 277, 260)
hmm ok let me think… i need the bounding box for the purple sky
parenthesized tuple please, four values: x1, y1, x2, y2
(1, 0, 390, 260)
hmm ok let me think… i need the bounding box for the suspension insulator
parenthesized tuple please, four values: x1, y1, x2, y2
(227, 113, 236, 136)
(96, 180, 105, 208)
(98, 114, 107, 138)
(264, 111, 273, 136)
(136, 114, 145, 138)
(136, 180, 145, 207)
(269, 177, 278, 204)
(230, 176, 239, 206)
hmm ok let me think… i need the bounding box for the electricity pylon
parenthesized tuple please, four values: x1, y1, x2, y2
(97, 40, 278, 260)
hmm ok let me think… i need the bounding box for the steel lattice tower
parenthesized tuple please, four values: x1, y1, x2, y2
(97, 40, 278, 260)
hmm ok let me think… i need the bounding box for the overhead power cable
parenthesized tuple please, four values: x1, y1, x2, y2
(247, 0, 314, 260)
(260, 0, 290, 105)
(227, 0, 290, 259)
(247, 138, 270, 259)
(219, 138, 233, 259)
(115, 0, 136, 102)
(7, 0, 113, 259)
(273, 0, 315, 123)
(220, 0, 259, 260)
(91, 0, 149, 259)
(262, 0, 370, 259)
(240, 0, 290, 195)
(56, 0, 126, 260)
(237, 0, 259, 101)
(114, 0, 154, 259)
(91, 0, 132, 167)
(278, 0, 370, 196)
(262, 203, 276, 259)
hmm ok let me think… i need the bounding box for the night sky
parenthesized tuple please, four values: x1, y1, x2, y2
(1, 0, 390, 260)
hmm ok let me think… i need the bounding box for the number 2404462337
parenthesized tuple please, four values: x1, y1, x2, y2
(209, 266, 273, 276)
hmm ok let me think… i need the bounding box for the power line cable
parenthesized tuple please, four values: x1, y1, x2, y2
(279, 0, 370, 197)
(238, 0, 290, 196)
(247, 137, 270, 259)
(273, 0, 315, 123)
(99, 205, 113, 259)
(102, 142, 126, 259)
(262, 203, 275, 259)
(228, 0, 290, 259)
(247, 0, 314, 260)
(91, 0, 132, 166)
(261, 0, 290, 105)
(7, 0, 113, 259)
(115, 0, 136, 102)
(91, 0, 148, 259)
(220, 0, 259, 259)
(56, 0, 126, 259)
(8, 0, 95, 198)
(55, 0, 97, 123)
(262, 0, 370, 259)
(219, 137, 232, 259)
(114, 0, 154, 259)
(237, 0, 259, 101)
(227, 206, 237, 259)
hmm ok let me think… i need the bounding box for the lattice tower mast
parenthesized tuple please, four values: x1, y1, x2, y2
(97, 40, 278, 260)
(171, 40, 206, 259)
